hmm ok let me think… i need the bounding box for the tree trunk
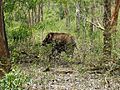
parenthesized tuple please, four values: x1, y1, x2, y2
(103, 0, 112, 60)
(31, 8, 34, 25)
(82, 16, 87, 61)
(65, 5, 70, 30)
(110, 0, 120, 31)
(40, 0, 43, 22)
(89, 1, 95, 52)
(28, 9, 31, 27)
(111, 0, 120, 59)
(59, 2, 64, 20)
(76, 1, 81, 32)
(34, 6, 37, 24)
(38, 3, 41, 22)
(36, 5, 38, 23)
(0, 0, 9, 57)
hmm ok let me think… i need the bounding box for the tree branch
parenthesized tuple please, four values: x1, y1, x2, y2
(86, 19, 105, 31)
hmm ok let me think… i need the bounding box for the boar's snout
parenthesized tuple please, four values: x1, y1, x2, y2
(42, 42, 45, 46)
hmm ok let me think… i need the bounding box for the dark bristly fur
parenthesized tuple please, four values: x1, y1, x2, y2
(42, 32, 76, 58)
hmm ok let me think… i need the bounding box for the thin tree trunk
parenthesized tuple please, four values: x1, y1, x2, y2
(59, 2, 64, 20)
(103, 0, 112, 60)
(110, 0, 120, 30)
(90, 1, 95, 52)
(40, 0, 43, 22)
(28, 9, 31, 27)
(0, 0, 9, 57)
(34, 6, 37, 24)
(36, 5, 38, 23)
(111, 0, 120, 59)
(38, 3, 41, 22)
(31, 8, 34, 25)
(76, 1, 81, 32)
(65, 5, 70, 30)
(82, 16, 87, 61)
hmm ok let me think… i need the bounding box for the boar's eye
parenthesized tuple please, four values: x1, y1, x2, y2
(42, 40, 46, 46)
(42, 43, 45, 46)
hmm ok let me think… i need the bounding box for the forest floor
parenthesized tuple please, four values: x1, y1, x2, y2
(11, 38, 120, 90)
(17, 62, 120, 90)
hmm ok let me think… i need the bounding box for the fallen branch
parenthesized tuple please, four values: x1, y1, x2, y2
(86, 19, 105, 31)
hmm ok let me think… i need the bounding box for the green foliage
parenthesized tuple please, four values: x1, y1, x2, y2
(27, 0, 39, 9)
(11, 49, 20, 63)
(34, 8, 59, 31)
(40, 44, 53, 57)
(4, 0, 120, 75)
(8, 23, 32, 42)
(4, 0, 15, 12)
(0, 69, 30, 90)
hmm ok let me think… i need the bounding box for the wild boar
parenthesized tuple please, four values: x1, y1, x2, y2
(42, 32, 76, 58)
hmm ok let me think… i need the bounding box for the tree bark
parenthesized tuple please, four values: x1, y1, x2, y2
(34, 6, 37, 24)
(38, 3, 41, 22)
(40, 0, 43, 22)
(110, 0, 120, 33)
(0, 0, 9, 57)
(89, 1, 95, 52)
(31, 8, 34, 25)
(65, 5, 70, 30)
(111, 0, 120, 58)
(76, 1, 81, 32)
(59, 2, 64, 20)
(103, 0, 112, 60)
(28, 9, 31, 27)
(82, 16, 87, 61)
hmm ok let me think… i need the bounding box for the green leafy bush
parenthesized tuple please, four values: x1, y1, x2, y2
(7, 22, 32, 42)
(0, 69, 30, 90)
(12, 25, 31, 42)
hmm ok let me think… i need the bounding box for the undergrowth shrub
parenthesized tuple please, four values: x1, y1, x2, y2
(7, 22, 32, 42)
(0, 69, 30, 90)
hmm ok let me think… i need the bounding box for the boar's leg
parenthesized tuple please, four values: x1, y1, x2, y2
(49, 47, 60, 60)
(65, 44, 75, 58)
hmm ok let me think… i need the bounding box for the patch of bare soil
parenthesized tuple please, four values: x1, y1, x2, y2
(19, 64, 120, 90)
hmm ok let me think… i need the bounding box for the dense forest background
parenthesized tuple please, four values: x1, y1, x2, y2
(0, 0, 120, 90)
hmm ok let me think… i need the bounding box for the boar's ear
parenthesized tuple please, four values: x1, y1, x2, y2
(48, 33, 52, 39)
